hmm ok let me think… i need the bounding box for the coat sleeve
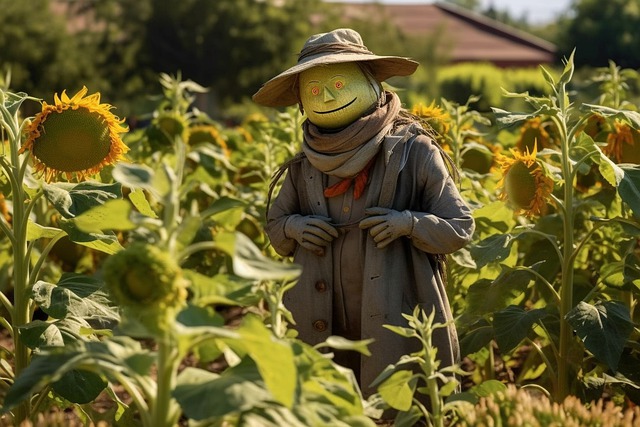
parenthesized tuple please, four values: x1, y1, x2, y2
(407, 137, 475, 254)
(265, 168, 301, 257)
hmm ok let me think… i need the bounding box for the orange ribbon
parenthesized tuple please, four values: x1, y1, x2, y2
(323, 156, 376, 200)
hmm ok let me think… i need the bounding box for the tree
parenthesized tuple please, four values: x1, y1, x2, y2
(557, 0, 640, 68)
(0, 0, 99, 102)
(144, 0, 326, 105)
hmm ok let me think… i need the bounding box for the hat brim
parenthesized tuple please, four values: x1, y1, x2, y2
(253, 53, 419, 107)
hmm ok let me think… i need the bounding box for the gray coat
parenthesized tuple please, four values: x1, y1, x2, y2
(266, 127, 475, 394)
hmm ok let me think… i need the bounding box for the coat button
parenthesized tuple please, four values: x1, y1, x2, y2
(313, 320, 328, 332)
(314, 280, 327, 292)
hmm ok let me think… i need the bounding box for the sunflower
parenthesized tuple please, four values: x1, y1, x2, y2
(411, 101, 452, 137)
(602, 120, 640, 164)
(19, 86, 129, 182)
(461, 140, 499, 174)
(516, 117, 553, 153)
(187, 124, 230, 157)
(146, 110, 190, 148)
(496, 145, 554, 217)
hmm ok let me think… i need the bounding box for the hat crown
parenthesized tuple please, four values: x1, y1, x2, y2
(298, 28, 372, 62)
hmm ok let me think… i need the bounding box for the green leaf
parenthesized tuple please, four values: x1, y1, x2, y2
(43, 181, 122, 219)
(566, 301, 634, 372)
(224, 314, 297, 408)
(26, 222, 64, 241)
(57, 219, 124, 255)
(221, 232, 300, 281)
(465, 267, 534, 315)
(618, 165, 640, 218)
(127, 188, 158, 218)
(52, 369, 107, 404)
(468, 234, 516, 268)
(491, 105, 556, 128)
(2, 352, 84, 411)
(174, 363, 271, 420)
(377, 370, 415, 411)
(71, 199, 136, 233)
(186, 271, 258, 307)
(31, 273, 118, 326)
(19, 320, 64, 348)
(112, 162, 164, 199)
(493, 306, 547, 353)
(600, 253, 640, 291)
(200, 196, 246, 218)
(459, 322, 494, 357)
(558, 49, 575, 86)
(316, 336, 373, 356)
(581, 104, 640, 129)
(469, 379, 508, 397)
(473, 201, 516, 234)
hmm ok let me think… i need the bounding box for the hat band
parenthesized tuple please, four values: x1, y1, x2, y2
(298, 42, 374, 62)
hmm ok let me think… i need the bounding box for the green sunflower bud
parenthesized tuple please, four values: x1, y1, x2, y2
(103, 243, 188, 332)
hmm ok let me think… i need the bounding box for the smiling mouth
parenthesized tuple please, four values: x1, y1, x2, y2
(314, 97, 357, 114)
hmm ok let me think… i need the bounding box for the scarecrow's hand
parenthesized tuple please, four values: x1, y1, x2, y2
(359, 207, 415, 249)
(284, 214, 339, 256)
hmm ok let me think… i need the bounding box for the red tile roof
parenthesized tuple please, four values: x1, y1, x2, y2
(339, 2, 557, 66)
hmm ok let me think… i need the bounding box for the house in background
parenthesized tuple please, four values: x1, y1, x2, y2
(338, 1, 557, 67)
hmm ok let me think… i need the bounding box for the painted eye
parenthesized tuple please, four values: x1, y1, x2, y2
(335, 80, 344, 89)
(311, 86, 320, 96)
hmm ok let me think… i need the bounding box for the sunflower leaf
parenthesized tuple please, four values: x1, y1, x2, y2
(566, 301, 633, 372)
(72, 199, 136, 233)
(43, 181, 122, 219)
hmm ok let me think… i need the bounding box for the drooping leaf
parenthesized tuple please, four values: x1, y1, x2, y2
(43, 181, 122, 219)
(31, 273, 118, 326)
(473, 201, 517, 235)
(459, 321, 494, 357)
(71, 199, 136, 233)
(566, 301, 634, 372)
(219, 232, 300, 281)
(468, 233, 516, 268)
(618, 165, 640, 218)
(52, 369, 107, 404)
(2, 352, 84, 411)
(174, 363, 271, 420)
(112, 162, 166, 199)
(316, 336, 373, 356)
(580, 104, 640, 129)
(493, 306, 547, 353)
(465, 267, 534, 315)
(200, 196, 246, 218)
(492, 105, 556, 128)
(57, 219, 124, 254)
(127, 187, 158, 218)
(185, 271, 258, 307)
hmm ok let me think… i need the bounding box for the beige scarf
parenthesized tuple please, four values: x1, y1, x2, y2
(302, 91, 401, 179)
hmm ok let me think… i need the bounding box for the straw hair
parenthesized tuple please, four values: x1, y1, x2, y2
(252, 28, 419, 107)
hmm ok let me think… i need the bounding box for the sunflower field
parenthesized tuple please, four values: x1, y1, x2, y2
(0, 53, 639, 427)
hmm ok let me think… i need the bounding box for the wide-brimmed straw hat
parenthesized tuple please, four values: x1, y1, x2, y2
(252, 28, 419, 107)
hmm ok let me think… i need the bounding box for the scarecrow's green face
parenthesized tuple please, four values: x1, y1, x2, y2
(299, 62, 379, 129)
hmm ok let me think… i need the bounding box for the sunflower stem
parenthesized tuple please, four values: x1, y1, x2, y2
(1, 97, 32, 422)
(152, 334, 181, 427)
(554, 75, 576, 403)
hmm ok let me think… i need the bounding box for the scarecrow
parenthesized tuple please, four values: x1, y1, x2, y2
(253, 28, 475, 396)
